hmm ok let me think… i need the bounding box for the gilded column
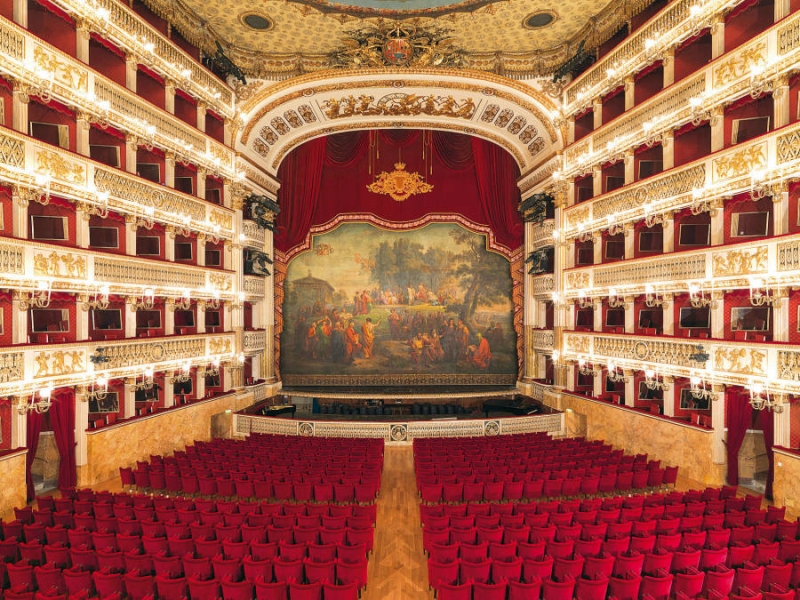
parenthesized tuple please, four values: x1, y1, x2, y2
(75, 19, 90, 64)
(773, 75, 790, 129)
(10, 397, 27, 447)
(197, 101, 207, 132)
(711, 384, 726, 465)
(11, 186, 31, 239)
(623, 223, 634, 260)
(774, 397, 790, 447)
(772, 288, 789, 343)
(592, 97, 603, 130)
(164, 151, 175, 188)
(125, 53, 138, 93)
(661, 131, 674, 171)
(624, 75, 635, 111)
(624, 371, 636, 407)
(710, 291, 724, 339)
(623, 149, 635, 185)
(773, 182, 789, 236)
(662, 211, 675, 253)
(661, 377, 675, 417)
(196, 168, 207, 203)
(12, 79, 29, 135)
(164, 298, 176, 336)
(164, 79, 176, 115)
(163, 375, 175, 408)
(123, 378, 136, 420)
(125, 135, 138, 175)
(76, 111, 91, 158)
(74, 385, 89, 467)
(662, 48, 675, 87)
(12, 291, 29, 345)
(12, 0, 27, 27)
(710, 18, 725, 60)
(710, 106, 725, 153)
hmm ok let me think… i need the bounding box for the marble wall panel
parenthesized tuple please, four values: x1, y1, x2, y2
(0, 450, 27, 519)
(554, 393, 723, 486)
(772, 448, 800, 515)
(81, 392, 254, 487)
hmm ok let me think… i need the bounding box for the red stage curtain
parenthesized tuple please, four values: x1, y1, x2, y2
(274, 130, 523, 253)
(432, 132, 474, 171)
(726, 389, 753, 486)
(51, 390, 76, 490)
(26, 410, 43, 501)
(762, 408, 774, 500)
(471, 137, 525, 247)
(275, 136, 326, 250)
(325, 131, 369, 167)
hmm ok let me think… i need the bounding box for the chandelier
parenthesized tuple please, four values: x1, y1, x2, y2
(367, 163, 433, 202)
(18, 387, 52, 414)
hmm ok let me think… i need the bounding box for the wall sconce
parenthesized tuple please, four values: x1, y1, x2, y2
(608, 288, 626, 308)
(749, 169, 773, 202)
(748, 64, 773, 100)
(139, 122, 157, 151)
(645, 284, 666, 308)
(84, 285, 110, 310)
(749, 277, 779, 307)
(203, 358, 221, 378)
(577, 290, 594, 309)
(21, 281, 52, 310)
(171, 362, 191, 384)
(206, 223, 221, 245)
(131, 288, 155, 311)
(134, 366, 155, 391)
(18, 387, 53, 414)
(87, 191, 110, 219)
(688, 283, 712, 308)
(642, 118, 666, 148)
(87, 377, 108, 402)
(21, 58, 54, 104)
(748, 380, 782, 412)
(578, 359, 599, 376)
(643, 204, 666, 229)
(135, 206, 155, 230)
(689, 374, 715, 402)
(173, 290, 191, 311)
(689, 95, 711, 127)
(606, 215, 624, 237)
(31, 173, 52, 206)
(228, 291, 246, 312)
(644, 369, 669, 391)
(207, 290, 221, 310)
(607, 363, 629, 383)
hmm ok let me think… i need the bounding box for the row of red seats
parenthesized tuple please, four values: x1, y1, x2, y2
(429, 567, 800, 600)
(4, 559, 366, 600)
(414, 448, 638, 468)
(122, 470, 381, 504)
(412, 432, 597, 451)
(418, 467, 677, 502)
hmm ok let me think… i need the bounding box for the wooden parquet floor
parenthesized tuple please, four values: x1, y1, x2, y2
(362, 444, 429, 600)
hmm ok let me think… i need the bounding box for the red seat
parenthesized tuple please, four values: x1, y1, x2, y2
(124, 572, 156, 600)
(321, 580, 360, 600)
(473, 580, 507, 600)
(336, 558, 368, 591)
(702, 565, 735, 597)
(186, 576, 221, 600)
(287, 580, 322, 600)
(541, 576, 576, 600)
(254, 576, 288, 600)
(574, 574, 609, 600)
(673, 568, 705, 598)
(608, 572, 642, 600)
(92, 569, 124, 598)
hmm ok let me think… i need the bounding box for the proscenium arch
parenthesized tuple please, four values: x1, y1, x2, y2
(234, 68, 564, 182)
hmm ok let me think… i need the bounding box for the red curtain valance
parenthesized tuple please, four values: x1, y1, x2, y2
(274, 130, 523, 254)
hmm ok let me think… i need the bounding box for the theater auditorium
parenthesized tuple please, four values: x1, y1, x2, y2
(1, 0, 800, 596)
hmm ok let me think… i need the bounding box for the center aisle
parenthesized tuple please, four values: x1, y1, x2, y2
(363, 444, 429, 600)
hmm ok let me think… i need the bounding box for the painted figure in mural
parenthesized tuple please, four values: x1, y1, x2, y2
(344, 320, 361, 363)
(440, 318, 457, 363)
(456, 319, 470, 361)
(469, 332, 492, 369)
(387, 308, 402, 339)
(361, 317, 382, 359)
(331, 321, 346, 363)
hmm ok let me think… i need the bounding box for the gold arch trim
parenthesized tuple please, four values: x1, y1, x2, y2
(239, 69, 560, 146)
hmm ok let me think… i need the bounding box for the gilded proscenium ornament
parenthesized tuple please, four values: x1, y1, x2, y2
(34, 350, 86, 378)
(322, 93, 476, 120)
(367, 162, 433, 202)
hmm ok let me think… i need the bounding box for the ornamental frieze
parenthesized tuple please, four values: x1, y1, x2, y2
(565, 271, 590, 291)
(35, 350, 86, 378)
(0, 353, 24, 383)
(0, 243, 24, 275)
(714, 347, 765, 376)
(320, 93, 476, 120)
(34, 45, 87, 92)
(593, 253, 706, 288)
(711, 246, 768, 277)
(0, 19, 24, 60)
(565, 334, 591, 355)
(777, 129, 800, 163)
(208, 273, 232, 292)
(777, 239, 800, 271)
(778, 351, 800, 381)
(208, 338, 233, 356)
(34, 250, 86, 278)
(565, 205, 591, 229)
(712, 41, 767, 88)
(209, 209, 233, 232)
(99, 338, 207, 370)
(36, 149, 85, 185)
(713, 143, 767, 181)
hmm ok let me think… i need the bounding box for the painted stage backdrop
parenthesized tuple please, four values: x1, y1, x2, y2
(280, 222, 517, 388)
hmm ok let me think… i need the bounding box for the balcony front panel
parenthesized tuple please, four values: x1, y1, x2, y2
(0, 332, 235, 397)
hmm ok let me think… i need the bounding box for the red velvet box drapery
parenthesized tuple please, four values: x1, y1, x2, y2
(273, 130, 524, 255)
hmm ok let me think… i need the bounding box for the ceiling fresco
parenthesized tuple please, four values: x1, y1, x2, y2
(142, 0, 653, 79)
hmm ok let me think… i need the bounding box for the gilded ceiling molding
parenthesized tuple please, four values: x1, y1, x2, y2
(140, 0, 652, 80)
